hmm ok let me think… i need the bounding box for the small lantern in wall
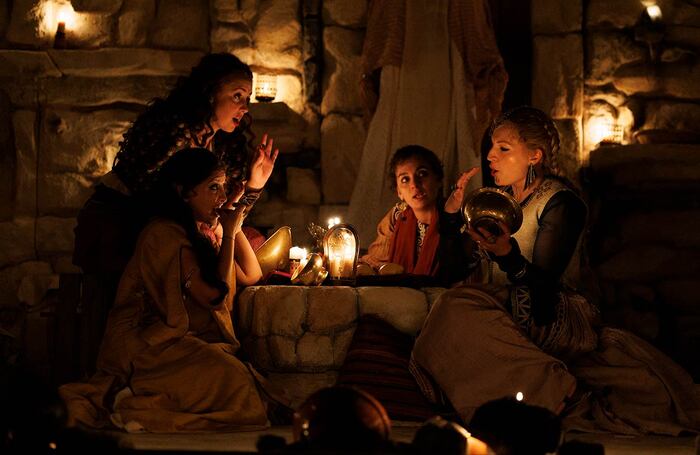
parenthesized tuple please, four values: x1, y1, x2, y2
(587, 116, 624, 147)
(323, 224, 360, 284)
(254, 74, 278, 102)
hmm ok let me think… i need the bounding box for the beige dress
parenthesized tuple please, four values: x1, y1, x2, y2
(412, 180, 700, 434)
(60, 219, 269, 432)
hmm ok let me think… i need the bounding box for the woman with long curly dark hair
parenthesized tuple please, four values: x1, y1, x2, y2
(72, 53, 278, 375)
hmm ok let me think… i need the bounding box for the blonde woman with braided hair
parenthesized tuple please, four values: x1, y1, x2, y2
(411, 107, 700, 436)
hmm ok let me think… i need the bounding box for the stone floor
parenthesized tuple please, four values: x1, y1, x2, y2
(112, 424, 699, 454)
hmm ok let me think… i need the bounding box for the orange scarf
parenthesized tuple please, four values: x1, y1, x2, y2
(388, 207, 440, 276)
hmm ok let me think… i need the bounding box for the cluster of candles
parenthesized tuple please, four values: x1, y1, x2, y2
(287, 217, 358, 280)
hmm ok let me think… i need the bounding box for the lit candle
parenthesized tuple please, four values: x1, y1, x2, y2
(289, 246, 308, 275)
(327, 216, 341, 229)
(515, 391, 524, 401)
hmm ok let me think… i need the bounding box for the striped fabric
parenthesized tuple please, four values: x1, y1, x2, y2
(336, 315, 443, 421)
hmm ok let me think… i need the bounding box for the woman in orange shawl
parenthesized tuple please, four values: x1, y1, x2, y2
(360, 145, 478, 287)
(60, 148, 286, 433)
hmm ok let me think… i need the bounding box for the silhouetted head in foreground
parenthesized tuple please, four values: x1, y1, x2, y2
(468, 397, 561, 455)
(291, 386, 392, 451)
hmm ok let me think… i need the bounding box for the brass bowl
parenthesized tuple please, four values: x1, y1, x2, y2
(462, 187, 523, 236)
(291, 253, 328, 286)
(254, 226, 291, 276)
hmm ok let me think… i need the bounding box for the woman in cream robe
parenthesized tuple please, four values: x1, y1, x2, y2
(60, 148, 284, 433)
(411, 107, 700, 435)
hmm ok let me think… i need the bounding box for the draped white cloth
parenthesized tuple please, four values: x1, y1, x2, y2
(347, 0, 483, 246)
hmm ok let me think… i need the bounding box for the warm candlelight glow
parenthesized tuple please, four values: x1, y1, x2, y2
(516, 391, 524, 401)
(586, 115, 623, 147)
(323, 224, 359, 281)
(289, 246, 308, 261)
(646, 4, 662, 21)
(254, 73, 278, 102)
(327, 217, 341, 229)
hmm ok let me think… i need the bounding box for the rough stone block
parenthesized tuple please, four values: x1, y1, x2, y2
(0, 2, 8, 39)
(0, 78, 38, 107)
(50, 256, 81, 274)
(37, 172, 96, 216)
(586, 0, 645, 29)
(266, 372, 338, 409)
(286, 167, 321, 205)
(269, 335, 298, 369)
(212, 0, 257, 24)
(357, 287, 428, 335)
(307, 287, 358, 332)
(321, 27, 364, 115)
(40, 109, 135, 176)
(0, 95, 13, 221)
(642, 100, 700, 135)
(251, 286, 306, 337)
(332, 327, 355, 367)
(117, 0, 156, 46)
(210, 22, 251, 54)
(6, 0, 51, 47)
(318, 205, 349, 227)
(249, 99, 308, 152)
(297, 333, 334, 368)
(0, 51, 61, 77)
(150, 0, 209, 50)
(531, 0, 581, 34)
(248, 201, 319, 246)
(72, 0, 123, 14)
(245, 337, 274, 371)
(237, 286, 257, 336)
(321, 114, 365, 203)
(36, 217, 76, 255)
(47, 49, 204, 77)
(323, 0, 367, 28)
(666, 25, 700, 49)
(597, 246, 700, 281)
(533, 35, 583, 118)
(586, 32, 646, 86)
(12, 110, 37, 218)
(0, 218, 35, 267)
(250, 0, 303, 71)
(554, 118, 582, 184)
(0, 261, 52, 307)
(17, 272, 59, 306)
(619, 211, 700, 249)
(614, 61, 700, 100)
(43, 76, 178, 107)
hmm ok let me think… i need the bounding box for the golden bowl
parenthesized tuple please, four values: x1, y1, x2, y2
(254, 226, 291, 276)
(291, 253, 327, 286)
(462, 187, 523, 236)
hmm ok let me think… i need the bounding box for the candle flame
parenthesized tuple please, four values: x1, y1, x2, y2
(646, 4, 662, 21)
(516, 391, 524, 401)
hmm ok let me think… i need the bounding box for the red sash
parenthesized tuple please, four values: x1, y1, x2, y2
(388, 207, 440, 276)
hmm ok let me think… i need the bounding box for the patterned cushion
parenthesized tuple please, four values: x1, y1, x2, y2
(336, 314, 442, 421)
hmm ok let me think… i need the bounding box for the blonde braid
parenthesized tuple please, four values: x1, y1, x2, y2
(541, 117, 561, 177)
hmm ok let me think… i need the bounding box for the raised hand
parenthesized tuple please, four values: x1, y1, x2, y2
(248, 133, 279, 190)
(467, 220, 512, 257)
(445, 167, 480, 213)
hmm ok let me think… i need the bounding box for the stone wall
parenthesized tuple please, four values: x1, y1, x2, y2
(0, 0, 368, 371)
(531, 1, 700, 378)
